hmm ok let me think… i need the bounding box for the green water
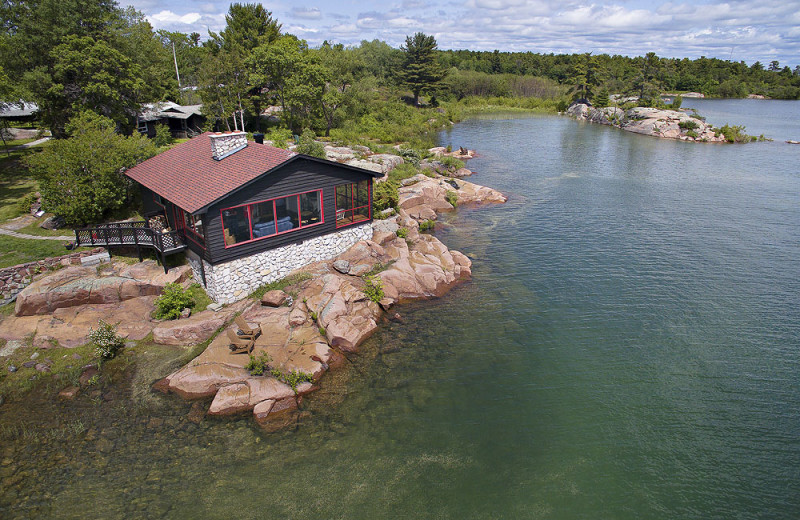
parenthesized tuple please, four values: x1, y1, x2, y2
(1, 101, 799, 518)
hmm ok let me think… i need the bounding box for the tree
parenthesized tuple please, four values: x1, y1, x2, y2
(248, 36, 325, 133)
(316, 44, 367, 136)
(45, 35, 145, 135)
(1, 0, 172, 135)
(399, 33, 446, 106)
(25, 112, 156, 225)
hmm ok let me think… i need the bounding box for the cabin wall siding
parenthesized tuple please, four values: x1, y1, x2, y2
(204, 158, 373, 265)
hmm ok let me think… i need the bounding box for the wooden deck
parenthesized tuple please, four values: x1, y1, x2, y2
(74, 221, 187, 271)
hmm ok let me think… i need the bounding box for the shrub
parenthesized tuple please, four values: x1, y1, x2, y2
(678, 120, 699, 130)
(245, 352, 272, 376)
(295, 129, 326, 159)
(446, 191, 459, 207)
(154, 283, 195, 320)
(265, 128, 293, 148)
(373, 179, 399, 212)
(16, 192, 38, 216)
(419, 220, 435, 231)
(685, 130, 698, 138)
(89, 320, 125, 359)
(396, 227, 408, 238)
(153, 124, 173, 148)
(717, 124, 755, 143)
(362, 275, 384, 303)
(669, 96, 683, 109)
(270, 367, 314, 393)
(439, 156, 465, 170)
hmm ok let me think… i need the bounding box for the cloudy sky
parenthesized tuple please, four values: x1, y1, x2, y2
(132, 0, 800, 65)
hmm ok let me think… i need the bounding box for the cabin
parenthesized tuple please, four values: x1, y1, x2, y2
(122, 131, 380, 303)
(137, 102, 205, 138)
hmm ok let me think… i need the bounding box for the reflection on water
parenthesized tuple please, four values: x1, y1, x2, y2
(2, 101, 800, 519)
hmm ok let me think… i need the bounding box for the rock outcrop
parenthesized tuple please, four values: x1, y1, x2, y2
(397, 174, 507, 224)
(566, 103, 727, 143)
(158, 212, 478, 422)
(15, 261, 190, 316)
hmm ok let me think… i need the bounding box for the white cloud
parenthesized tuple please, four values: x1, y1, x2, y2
(292, 7, 323, 20)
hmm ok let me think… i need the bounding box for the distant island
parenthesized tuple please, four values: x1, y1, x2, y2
(566, 103, 763, 143)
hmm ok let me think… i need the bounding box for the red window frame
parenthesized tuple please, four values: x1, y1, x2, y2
(176, 207, 207, 249)
(334, 181, 371, 228)
(220, 189, 324, 249)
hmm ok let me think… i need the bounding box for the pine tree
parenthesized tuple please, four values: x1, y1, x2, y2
(399, 33, 446, 106)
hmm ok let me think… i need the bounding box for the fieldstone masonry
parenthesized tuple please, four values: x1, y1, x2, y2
(188, 223, 373, 303)
(209, 131, 248, 160)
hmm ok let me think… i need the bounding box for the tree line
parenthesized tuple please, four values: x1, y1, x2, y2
(3, 0, 799, 141)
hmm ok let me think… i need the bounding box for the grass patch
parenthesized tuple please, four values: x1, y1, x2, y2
(249, 272, 313, 300)
(363, 260, 396, 277)
(0, 342, 97, 401)
(0, 235, 87, 268)
(187, 283, 212, 314)
(0, 146, 43, 222)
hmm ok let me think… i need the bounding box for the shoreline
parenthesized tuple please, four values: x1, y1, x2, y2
(0, 166, 507, 429)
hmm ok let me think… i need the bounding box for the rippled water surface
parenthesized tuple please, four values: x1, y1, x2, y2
(1, 101, 799, 519)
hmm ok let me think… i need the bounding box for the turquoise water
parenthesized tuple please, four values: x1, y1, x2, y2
(1, 101, 799, 518)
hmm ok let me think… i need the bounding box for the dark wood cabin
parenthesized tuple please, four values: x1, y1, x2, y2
(137, 103, 205, 139)
(125, 132, 380, 267)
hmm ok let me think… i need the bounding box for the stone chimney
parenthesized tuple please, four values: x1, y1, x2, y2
(209, 131, 248, 160)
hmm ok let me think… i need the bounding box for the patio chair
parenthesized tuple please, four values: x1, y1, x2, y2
(227, 328, 254, 354)
(234, 315, 260, 338)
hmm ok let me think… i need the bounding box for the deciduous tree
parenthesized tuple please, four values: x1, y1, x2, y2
(26, 112, 156, 225)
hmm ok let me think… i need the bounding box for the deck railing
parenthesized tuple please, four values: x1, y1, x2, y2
(74, 221, 186, 253)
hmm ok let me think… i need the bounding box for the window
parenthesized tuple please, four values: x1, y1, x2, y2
(335, 180, 371, 228)
(220, 189, 323, 248)
(222, 206, 251, 246)
(180, 209, 206, 247)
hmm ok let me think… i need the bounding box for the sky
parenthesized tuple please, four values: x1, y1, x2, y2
(131, 0, 800, 66)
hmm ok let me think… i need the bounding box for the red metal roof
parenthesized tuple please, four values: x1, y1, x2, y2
(124, 132, 296, 214)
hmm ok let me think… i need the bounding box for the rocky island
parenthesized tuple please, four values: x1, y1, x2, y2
(567, 103, 734, 142)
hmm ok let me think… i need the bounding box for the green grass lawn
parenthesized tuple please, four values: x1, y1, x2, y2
(0, 146, 45, 222)
(0, 235, 85, 268)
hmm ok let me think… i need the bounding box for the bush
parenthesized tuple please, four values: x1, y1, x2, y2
(154, 283, 195, 320)
(25, 112, 157, 226)
(270, 368, 313, 393)
(373, 179, 399, 212)
(362, 275, 384, 303)
(245, 351, 272, 376)
(396, 227, 408, 238)
(16, 192, 38, 216)
(685, 130, 698, 138)
(445, 190, 459, 207)
(678, 120, 699, 130)
(265, 128, 293, 148)
(295, 129, 326, 159)
(153, 124, 173, 148)
(439, 156, 465, 170)
(669, 96, 683, 109)
(89, 320, 125, 359)
(419, 220, 435, 231)
(716, 124, 755, 143)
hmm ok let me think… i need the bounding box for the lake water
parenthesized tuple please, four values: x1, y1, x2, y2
(1, 100, 799, 519)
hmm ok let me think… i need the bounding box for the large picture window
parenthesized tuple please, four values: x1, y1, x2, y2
(221, 190, 323, 248)
(335, 180, 371, 228)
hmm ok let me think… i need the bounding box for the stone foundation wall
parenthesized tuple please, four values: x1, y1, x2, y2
(190, 224, 373, 304)
(0, 247, 106, 306)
